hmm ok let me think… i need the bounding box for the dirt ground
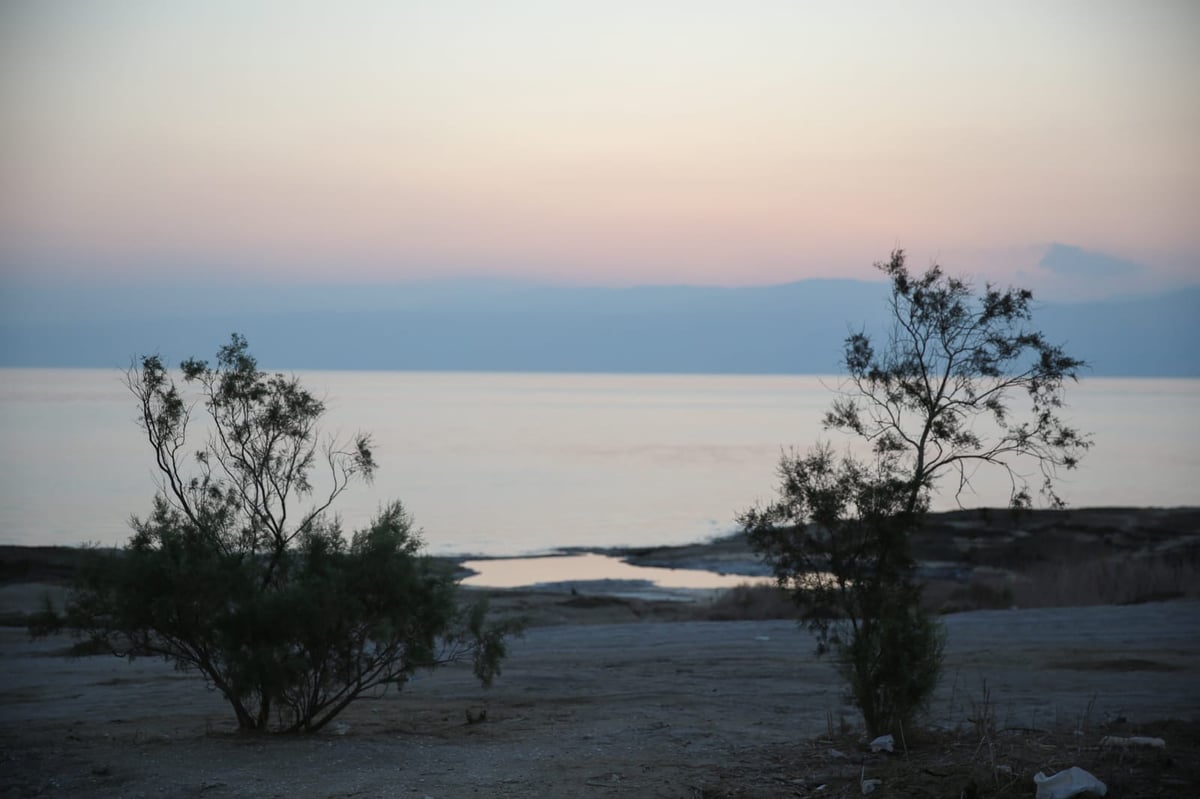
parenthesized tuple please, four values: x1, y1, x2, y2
(2, 594, 1199, 798)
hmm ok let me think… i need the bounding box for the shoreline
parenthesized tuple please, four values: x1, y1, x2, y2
(449, 505, 1200, 609)
(3, 505, 1198, 611)
(443, 503, 1200, 565)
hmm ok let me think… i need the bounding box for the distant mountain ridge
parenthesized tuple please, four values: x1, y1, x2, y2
(1, 278, 1197, 376)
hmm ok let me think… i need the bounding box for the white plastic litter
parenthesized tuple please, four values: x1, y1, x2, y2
(1100, 735, 1165, 749)
(1033, 766, 1107, 799)
(869, 734, 894, 753)
(860, 778, 882, 795)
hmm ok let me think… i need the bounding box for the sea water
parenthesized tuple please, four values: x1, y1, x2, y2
(1, 370, 1197, 562)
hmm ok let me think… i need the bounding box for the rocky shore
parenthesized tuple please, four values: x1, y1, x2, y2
(473, 505, 1200, 617)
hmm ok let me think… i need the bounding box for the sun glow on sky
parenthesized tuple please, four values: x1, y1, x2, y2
(1, 1, 1197, 290)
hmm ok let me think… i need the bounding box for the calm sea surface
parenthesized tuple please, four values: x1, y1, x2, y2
(1, 369, 1197, 557)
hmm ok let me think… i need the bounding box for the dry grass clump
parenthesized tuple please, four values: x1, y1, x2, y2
(924, 575, 1016, 614)
(700, 582, 797, 621)
(703, 547, 1200, 621)
(924, 544, 1200, 614)
(1014, 551, 1200, 608)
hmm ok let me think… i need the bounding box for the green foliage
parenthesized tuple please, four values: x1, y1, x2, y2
(743, 252, 1089, 736)
(838, 597, 945, 737)
(742, 446, 924, 644)
(37, 334, 514, 733)
(741, 445, 940, 735)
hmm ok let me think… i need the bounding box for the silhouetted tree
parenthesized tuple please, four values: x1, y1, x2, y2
(742, 251, 1089, 735)
(828, 250, 1090, 512)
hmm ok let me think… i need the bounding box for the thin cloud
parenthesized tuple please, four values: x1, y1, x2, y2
(1039, 244, 1143, 278)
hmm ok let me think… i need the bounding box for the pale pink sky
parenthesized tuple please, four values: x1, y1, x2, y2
(1, 1, 1197, 297)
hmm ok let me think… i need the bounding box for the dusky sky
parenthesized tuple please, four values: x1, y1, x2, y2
(1, 1, 1197, 299)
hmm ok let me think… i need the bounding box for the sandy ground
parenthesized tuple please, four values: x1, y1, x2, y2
(2, 597, 1198, 798)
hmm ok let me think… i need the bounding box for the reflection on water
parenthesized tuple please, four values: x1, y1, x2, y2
(459, 553, 771, 590)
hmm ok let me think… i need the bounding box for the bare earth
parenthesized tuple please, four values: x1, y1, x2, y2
(2, 594, 1199, 798)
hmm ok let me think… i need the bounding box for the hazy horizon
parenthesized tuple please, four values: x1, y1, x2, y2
(2, 273, 1198, 376)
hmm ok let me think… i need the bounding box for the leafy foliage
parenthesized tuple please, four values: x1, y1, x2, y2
(39, 334, 514, 732)
(742, 447, 920, 647)
(741, 445, 942, 735)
